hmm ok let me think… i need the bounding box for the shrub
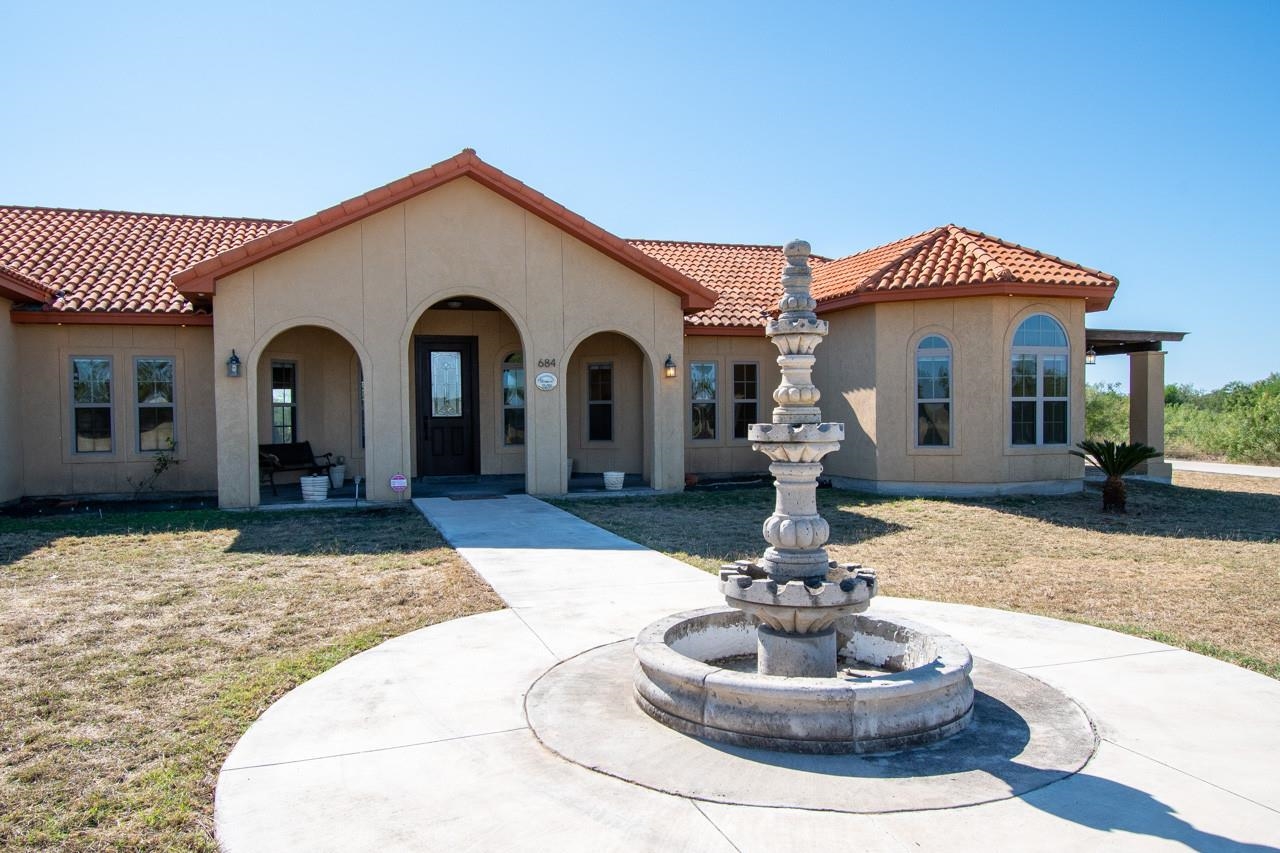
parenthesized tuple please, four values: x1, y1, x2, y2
(1086, 382, 1129, 443)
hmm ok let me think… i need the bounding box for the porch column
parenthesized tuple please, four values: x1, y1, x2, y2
(1129, 350, 1173, 480)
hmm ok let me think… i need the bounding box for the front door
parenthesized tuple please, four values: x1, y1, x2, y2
(415, 336, 479, 476)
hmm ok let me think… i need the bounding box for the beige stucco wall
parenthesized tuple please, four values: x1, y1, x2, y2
(212, 176, 687, 506)
(682, 334, 779, 475)
(409, 308, 525, 477)
(817, 296, 1086, 489)
(14, 323, 217, 497)
(812, 309, 878, 480)
(0, 300, 23, 502)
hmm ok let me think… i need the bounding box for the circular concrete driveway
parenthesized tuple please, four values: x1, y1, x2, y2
(213, 496, 1280, 851)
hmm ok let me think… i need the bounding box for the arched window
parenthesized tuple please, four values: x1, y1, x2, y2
(915, 335, 952, 447)
(1011, 315, 1069, 445)
(501, 352, 525, 446)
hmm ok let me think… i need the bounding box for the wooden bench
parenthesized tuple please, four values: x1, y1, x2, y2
(259, 441, 334, 495)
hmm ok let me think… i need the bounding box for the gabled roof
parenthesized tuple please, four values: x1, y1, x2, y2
(173, 149, 718, 312)
(627, 240, 831, 330)
(812, 224, 1117, 312)
(0, 206, 283, 315)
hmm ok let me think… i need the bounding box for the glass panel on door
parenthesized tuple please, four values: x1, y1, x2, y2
(431, 351, 463, 417)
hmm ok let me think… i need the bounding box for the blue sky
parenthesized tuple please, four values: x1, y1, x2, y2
(4, 1, 1277, 391)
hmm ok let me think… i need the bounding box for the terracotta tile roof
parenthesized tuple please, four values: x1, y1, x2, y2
(627, 240, 831, 329)
(633, 225, 1117, 328)
(0, 193, 1114, 326)
(812, 224, 1117, 304)
(0, 206, 285, 314)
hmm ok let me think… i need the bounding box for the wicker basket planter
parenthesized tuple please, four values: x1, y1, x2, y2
(300, 475, 329, 502)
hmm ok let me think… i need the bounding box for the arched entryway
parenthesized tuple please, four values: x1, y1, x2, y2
(564, 331, 654, 486)
(406, 296, 530, 484)
(249, 324, 369, 503)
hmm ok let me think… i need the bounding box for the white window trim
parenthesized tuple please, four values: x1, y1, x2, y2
(913, 335, 955, 451)
(1009, 315, 1070, 449)
(70, 355, 115, 455)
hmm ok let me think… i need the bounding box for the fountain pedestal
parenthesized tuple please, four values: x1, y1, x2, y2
(719, 239, 873, 677)
(632, 238, 974, 753)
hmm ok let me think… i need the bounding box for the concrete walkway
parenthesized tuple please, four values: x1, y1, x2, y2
(215, 495, 1280, 852)
(1170, 458, 1280, 479)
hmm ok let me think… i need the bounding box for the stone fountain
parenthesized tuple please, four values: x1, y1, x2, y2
(631, 240, 976, 753)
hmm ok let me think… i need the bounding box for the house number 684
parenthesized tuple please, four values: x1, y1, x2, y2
(537, 358, 557, 368)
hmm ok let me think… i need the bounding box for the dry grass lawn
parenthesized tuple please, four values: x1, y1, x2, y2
(0, 507, 501, 852)
(560, 471, 1280, 678)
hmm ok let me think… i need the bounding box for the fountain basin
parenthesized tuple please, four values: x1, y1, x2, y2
(634, 607, 973, 754)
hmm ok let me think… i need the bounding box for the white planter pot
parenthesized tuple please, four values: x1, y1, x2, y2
(328, 465, 346, 489)
(300, 475, 329, 502)
(603, 471, 625, 491)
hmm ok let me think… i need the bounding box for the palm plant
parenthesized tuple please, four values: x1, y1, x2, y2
(1070, 439, 1162, 513)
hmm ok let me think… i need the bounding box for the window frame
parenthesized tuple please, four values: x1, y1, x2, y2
(690, 361, 718, 441)
(1009, 314, 1070, 448)
(134, 355, 176, 454)
(913, 335, 953, 449)
(586, 361, 614, 443)
(270, 360, 299, 444)
(731, 361, 758, 441)
(501, 351, 526, 447)
(70, 355, 114, 455)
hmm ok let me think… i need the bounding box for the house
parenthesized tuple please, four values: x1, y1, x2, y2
(0, 150, 1177, 507)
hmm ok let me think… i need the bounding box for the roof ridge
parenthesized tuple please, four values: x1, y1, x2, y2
(0, 204, 290, 226)
(946, 224, 1013, 281)
(826, 225, 947, 262)
(948, 224, 1117, 283)
(627, 238, 785, 250)
(824, 225, 950, 293)
(628, 238, 833, 263)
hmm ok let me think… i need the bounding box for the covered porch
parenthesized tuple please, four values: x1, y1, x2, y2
(1085, 328, 1188, 480)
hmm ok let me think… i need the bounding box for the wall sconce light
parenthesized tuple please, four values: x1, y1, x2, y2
(1085, 347, 1097, 366)
(664, 354, 677, 378)
(227, 350, 242, 378)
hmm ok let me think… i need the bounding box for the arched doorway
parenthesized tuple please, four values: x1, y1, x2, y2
(564, 331, 653, 486)
(407, 296, 528, 483)
(251, 324, 367, 502)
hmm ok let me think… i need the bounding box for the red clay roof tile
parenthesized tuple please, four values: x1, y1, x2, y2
(811, 225, 1116, 303)
(631, 225, 1117, 327)
(0, 206, 284, 314)
(1, 199, 1116, 324)
(626, 240, 832, 329)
